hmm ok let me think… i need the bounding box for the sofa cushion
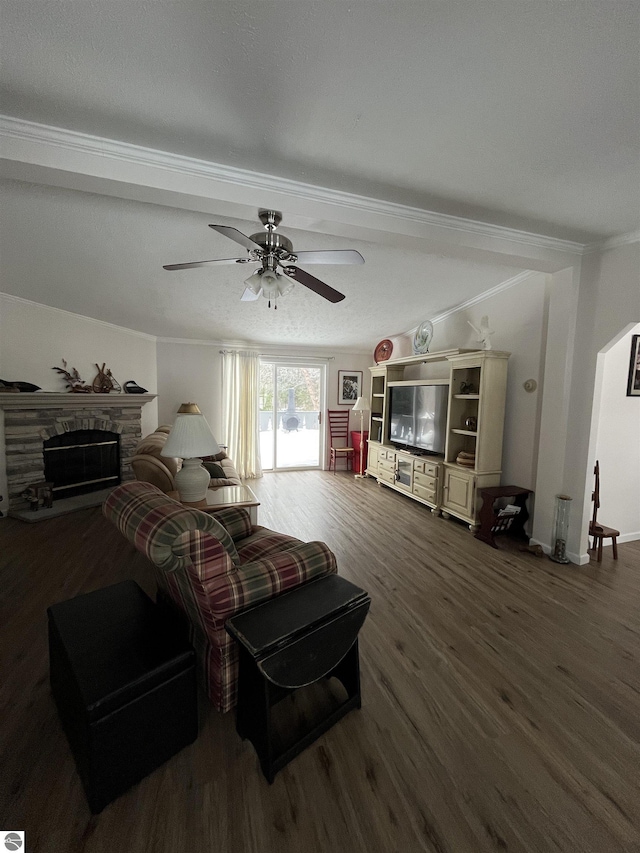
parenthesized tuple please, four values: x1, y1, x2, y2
(235, 527, 304, 563)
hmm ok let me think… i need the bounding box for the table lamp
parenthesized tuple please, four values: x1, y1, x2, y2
(161, 402, 220, 502)
(352, 396, 370, 479)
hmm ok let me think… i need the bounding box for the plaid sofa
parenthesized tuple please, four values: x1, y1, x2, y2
(103, 481, 337, 712)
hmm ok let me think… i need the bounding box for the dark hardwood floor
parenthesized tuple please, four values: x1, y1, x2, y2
(1, 471, 639, 853)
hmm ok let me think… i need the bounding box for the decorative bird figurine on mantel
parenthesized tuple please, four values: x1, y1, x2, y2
(468, 315, 495, 350)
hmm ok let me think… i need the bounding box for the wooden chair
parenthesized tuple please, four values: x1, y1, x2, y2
(327, 410, 355, 474)
(589, 460, 619, 561)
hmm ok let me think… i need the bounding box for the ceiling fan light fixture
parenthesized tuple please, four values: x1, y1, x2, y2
(278, 278, 295, 297)
(243, 270, 263, 295)
(259, 269, 293, 308)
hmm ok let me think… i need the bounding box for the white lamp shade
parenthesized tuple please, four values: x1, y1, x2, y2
(161, 411, 220, 459)
(352, 396, 370, 412)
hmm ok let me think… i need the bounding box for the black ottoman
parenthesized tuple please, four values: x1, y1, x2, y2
(48, 580, 197, 813)
(226, 575, 370, 783)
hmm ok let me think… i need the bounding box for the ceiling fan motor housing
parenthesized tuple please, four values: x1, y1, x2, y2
(258, 209, 282, 230)
(249, 231, 294, 259)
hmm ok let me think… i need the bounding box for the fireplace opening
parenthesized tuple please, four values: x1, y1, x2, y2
(43, 429, 121, 500)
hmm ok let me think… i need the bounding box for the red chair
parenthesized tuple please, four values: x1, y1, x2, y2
(327, 410, 355, 474)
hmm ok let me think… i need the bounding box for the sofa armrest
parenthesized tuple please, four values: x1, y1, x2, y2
(131, 453, 175, 493)
(103, 481, 241, 572)
(203, 540, 338, 623)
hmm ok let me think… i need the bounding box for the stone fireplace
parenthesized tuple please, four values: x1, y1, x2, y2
(0, 393, 155, 512)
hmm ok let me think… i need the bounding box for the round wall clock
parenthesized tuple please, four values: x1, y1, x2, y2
(374, 339, 393, 363)
(413, 320, 434, 354)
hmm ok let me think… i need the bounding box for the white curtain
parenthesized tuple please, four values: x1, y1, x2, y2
(222, 350, 263, 480)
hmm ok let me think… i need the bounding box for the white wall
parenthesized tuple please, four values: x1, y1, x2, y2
(562, 243, 640, 560)
(592, 322, 640, 543)
(0, 294, 158, 509)
(529, 266, 582, 556)
(156, 342, 222, 436)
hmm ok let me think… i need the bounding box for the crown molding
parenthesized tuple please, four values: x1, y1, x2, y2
(0, 114, 587, 257)
(0, 292, 158, 341)
(429, 270, 541, 326)
(584, 230, 640, 253)
(156, 336, 369, 356)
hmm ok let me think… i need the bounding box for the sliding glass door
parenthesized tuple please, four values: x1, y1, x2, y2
(259, 362, 325, 471)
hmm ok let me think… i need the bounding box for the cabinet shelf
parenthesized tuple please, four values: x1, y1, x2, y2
(372, 393, 385, 398)
(371, 416, 383, 422)
(451, 428, 478, 436)
(453, 394, 480, 399)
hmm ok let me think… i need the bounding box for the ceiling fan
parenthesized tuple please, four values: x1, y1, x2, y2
(163, 209, 364, 308)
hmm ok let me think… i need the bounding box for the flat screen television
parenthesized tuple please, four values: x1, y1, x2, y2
(388, 384, 449, 454)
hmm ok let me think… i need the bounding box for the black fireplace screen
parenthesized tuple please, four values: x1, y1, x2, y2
(43, 429, 121, 500)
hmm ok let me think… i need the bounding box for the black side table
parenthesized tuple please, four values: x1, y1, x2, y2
(475, 485, 533, 549)
(226, 575, 370, 783)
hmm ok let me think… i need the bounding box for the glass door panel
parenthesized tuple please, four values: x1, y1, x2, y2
(259, 362, 323, 471)
(396, 457, 412, 488)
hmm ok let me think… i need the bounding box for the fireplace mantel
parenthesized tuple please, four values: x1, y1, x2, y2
(0, 392, 156, 410)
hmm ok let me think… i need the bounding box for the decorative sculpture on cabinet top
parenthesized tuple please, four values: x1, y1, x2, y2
(468, 315, 495, 351)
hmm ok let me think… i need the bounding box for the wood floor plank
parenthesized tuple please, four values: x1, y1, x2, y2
(1, 470, 639, 852)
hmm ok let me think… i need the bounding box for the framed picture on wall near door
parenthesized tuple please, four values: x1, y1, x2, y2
(626, 335, 640, 396)
(338, 370, 362, 405)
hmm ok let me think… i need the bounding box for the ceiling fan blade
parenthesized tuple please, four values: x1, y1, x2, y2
(209, 224, 263, 253)
(292, 250, 364, 265)
(241, 287, 262, 302)
(282, 265, 345, 303)
(163, 258, 257, 271)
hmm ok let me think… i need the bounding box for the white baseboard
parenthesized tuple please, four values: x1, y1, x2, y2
(529, 538, 589, 566)
(618, 532, 640, 544)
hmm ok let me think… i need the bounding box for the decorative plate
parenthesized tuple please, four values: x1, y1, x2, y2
(374, 339, 393, 364)
(413, 320, 434, 355)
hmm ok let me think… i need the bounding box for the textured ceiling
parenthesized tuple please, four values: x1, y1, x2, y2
(0, 1, 638, 348)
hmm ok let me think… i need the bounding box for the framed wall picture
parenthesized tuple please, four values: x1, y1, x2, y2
(626, 334, 640, 397)
(338, 370, 362, 405)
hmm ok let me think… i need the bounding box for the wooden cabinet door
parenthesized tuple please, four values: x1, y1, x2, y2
(367, 443, 380, 476)
(442, 467, 475, 518)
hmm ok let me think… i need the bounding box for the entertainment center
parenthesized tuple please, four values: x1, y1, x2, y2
(366, 348, 510, 530)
